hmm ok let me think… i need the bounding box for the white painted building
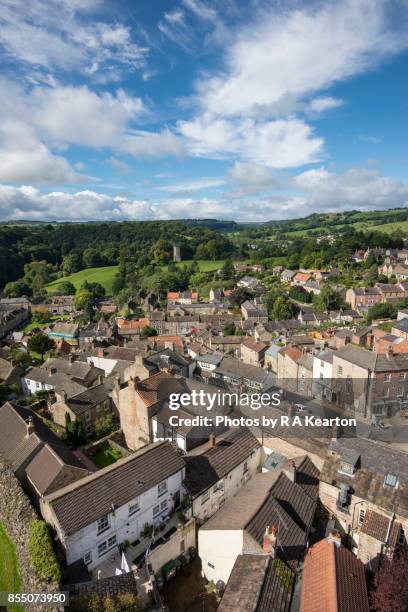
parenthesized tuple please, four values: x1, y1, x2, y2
(185, 429, 262, 524)
(41, 441, 186, 570)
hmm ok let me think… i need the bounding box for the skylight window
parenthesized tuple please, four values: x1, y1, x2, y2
(384, 473, 398, 488)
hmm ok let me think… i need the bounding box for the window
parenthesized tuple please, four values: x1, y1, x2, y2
(400, 372, 406, 381)
(243, 461, 248, 474)
(398, 528, 405, 545)
(97, 515, 110, 535)
(337, 366, 343, 375)
(397, 386, 404, 397)
(83, 551, 92, 565)
(128, 499, 140, 516)
(382, 387, 390, 399)
(153, 504, 160, 517)
(207, 562, 215, 569)
(384, 373, 391, 382)
(384, 473, 398, 488)
(358, 509, 365, 526)
(97, 535, 117, 557)
(201, 490, 210, 505)
(160, 500, 168, 512)
(157, 480, 167, 497)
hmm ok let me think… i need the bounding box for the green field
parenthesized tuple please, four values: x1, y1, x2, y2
(167, 259, 226, 272)
(45, 266, 119, 295)
(0, 523, 22, 609)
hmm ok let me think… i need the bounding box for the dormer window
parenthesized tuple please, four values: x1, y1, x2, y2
(338, 449, 360, 476)
(384, 473, 398, 488)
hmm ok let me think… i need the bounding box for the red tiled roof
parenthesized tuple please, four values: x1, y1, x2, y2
(300, 538, 369, 612)
(294, 272, 311, 282)
(360, 510, 401, 547)
(167, 292, 180, 300)
(280, 346, 302, 362)
(117, 317, 150, 330)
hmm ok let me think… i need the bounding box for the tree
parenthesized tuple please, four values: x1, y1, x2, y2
(81, 281, 106, 299)
(94, 414, 116, 439)
(32, 306, 52, 323)
(221, 259, 235, 280)
(371, 549, 408, 612)
(271, 296, 294, 320)
(223, 322, 236, 336)
(3, 280, 32, 297)
(151, 239, 173, 264)
(74, 289, 93, 311)
(289, 286, 312, 303)
(27, 334, 55, 361)
(229, 287, 252, 307)
(313, 285, 345, 313)
(366, 302, 397, 324)
(53, 280, 76, 295)
(82, 247, 103, 268)
(140, 325, 158, 339)
(23, 261, 55, 296)
(62, 252, 82, 275)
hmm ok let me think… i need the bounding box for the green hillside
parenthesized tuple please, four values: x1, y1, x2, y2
(45, 266, 119, 295)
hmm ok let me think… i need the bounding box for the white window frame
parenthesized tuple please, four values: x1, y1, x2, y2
(128, 499, 140, 516)
(358, 508, 365, 526)
(157, 479, 168, 497)
(97, 515, 110, 535)
(201, 490, 210, 505)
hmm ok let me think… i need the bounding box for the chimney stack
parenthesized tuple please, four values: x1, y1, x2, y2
(263, 524, 278, 556)
(209, 433, 216, 447)
(26, 416, 35, 437)
(285, 459, 297, 483)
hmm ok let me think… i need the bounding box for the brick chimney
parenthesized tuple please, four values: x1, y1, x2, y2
(98, 347, 105, 358)
(209, 433, 216, 447)
(263, 524, 278, 556)
(26, 416, 35, 437)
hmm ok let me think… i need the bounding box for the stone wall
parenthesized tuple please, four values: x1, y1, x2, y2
(0, 461, 62, 611)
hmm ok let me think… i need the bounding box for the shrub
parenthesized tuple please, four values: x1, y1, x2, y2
(28, 520, 61, 583)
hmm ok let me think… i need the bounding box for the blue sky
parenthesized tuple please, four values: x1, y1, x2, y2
(0, 0, 407, 222)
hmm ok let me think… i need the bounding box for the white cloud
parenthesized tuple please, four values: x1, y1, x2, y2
(358, 134, 383, 144)
(294, 166, 408, 211)
(121, 129, 185, 158)
(179, 114, 323, 167)
(1, 166, 408, 223)
(197, 0, 408, 118)
(177, 0, 408, 168)
(156, 177, 225, 196)
(0, 0, 148, 79)
(307, 96, 345, 113)
(31, 85, 144, 147)
(228, 162, 282, 195)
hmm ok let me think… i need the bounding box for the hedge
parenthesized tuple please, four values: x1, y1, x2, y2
(28, 520, 61, 583)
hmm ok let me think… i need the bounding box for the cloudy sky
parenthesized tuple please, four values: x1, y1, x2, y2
(0, 0, 408, 222)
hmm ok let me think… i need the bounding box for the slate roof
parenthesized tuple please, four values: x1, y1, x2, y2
(393, 318, 408, 333)
(334, 344, 408, 372)
(218, 554, 293, 612)
(184, 428, 260, 498)
(321, 437, 408, 517)
(202, 466, 319, 568)
(25, 444, 89, 495)
(45, 441, 185, 535)
(0, 402, 87, 475)
(300, 538, 369, 612)
(66, 384, 110, 416)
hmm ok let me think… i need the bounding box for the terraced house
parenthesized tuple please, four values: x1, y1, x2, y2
(41, 441, 186, 571)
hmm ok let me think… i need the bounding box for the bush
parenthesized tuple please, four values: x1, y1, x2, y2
(94, 414, 116, 439)
(28, 520, 61, 583)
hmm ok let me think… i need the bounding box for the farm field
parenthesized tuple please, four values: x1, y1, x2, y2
(0, 523, 22, 610)
(45, 266, 119, 295)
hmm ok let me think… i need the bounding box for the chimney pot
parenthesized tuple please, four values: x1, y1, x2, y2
(209, 433, 216, 447)
(26, 416, 35, 437)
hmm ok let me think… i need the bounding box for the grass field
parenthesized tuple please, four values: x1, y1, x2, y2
(45, 266, 119, 295)
(91, 442, 123, 468)
(0, 523, 22, 610)
(167, 259, 226, 272)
